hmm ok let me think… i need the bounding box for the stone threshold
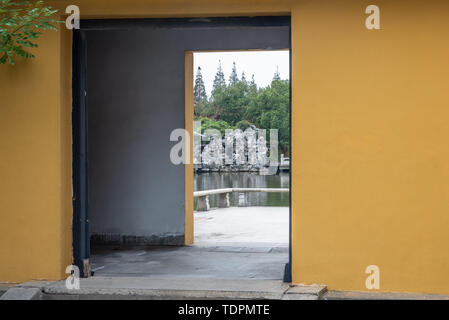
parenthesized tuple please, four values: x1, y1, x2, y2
(1, 277, 327, 300)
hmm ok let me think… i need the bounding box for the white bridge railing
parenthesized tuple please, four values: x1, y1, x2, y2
(193, 188, 289, 211)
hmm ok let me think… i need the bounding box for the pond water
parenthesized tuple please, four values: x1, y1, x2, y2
(194, 172, 290, 208)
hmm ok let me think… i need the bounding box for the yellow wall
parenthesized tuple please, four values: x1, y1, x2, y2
(291, 0, 449, 294)
(1, 0, 449, 294)
(0, 24, 72, 282)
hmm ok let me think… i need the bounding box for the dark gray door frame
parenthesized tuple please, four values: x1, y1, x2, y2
(72, 29, 90, 277)
(72, 16, 292, 281)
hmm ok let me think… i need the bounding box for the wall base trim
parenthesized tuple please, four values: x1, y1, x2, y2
(90, 233, 184, 246)
(324, 290, 449, 300)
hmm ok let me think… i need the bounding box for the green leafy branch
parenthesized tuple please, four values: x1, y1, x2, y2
(0, 0, 62, 65)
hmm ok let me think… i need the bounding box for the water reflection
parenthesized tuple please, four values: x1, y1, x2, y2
(194, 172, 290, 208)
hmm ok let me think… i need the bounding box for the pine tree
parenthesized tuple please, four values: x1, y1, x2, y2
(241, 72, 247, 85)
(229, 62, 239, 85)
(194, 67, 207, 105)
(212, 60, 226, 91)
(240, 72, 249, 95)
(249, 74, 257, 95)
(194, 67, 208, 116)
(219, 63, 248, 125)
(210, 60, 227, 117)
(273, 66, 281, 81)
(250, 74, 256, 86)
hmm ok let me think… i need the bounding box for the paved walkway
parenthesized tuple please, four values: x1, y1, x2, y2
(195, 206, 289, 245)
(91, 245, 287, 280)
(90, 206, 289, 280)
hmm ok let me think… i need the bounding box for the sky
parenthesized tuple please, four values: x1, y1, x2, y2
(193, 51, 289, 96)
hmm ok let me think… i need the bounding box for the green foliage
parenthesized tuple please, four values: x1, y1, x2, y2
(196, 116, 233, 136)
(235, 119, 253, 131)
(250, 78, 290, 154)
(217, 83, 247, 124)
(0, 0, 61, 65)
(198, 101, 217, 118)
(194, 62, 290, 155)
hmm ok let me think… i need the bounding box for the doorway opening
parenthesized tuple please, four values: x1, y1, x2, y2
(72, 17, 291, 281)
(189, 51, 291, 280)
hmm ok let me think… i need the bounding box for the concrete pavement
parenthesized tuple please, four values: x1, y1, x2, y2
(194, 206, 288, 244)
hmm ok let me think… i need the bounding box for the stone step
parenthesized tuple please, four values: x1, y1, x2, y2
(5, 277, 327, 300)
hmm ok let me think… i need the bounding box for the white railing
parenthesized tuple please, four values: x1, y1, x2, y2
(193, 188, 289, 211)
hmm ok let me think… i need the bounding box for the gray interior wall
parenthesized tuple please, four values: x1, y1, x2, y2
(86, 19, 290, 245)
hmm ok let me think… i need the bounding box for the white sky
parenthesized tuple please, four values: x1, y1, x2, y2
(193, 51, 289, 96)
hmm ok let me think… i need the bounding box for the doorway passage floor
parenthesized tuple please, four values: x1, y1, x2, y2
(90, 206, 289, 280)
(90, 245, 287, 280)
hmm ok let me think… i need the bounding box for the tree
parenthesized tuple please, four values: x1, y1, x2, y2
(273, 66, 281, 81)
(210, 60, 227, 118)
(248, 74, 257, 95)
(241, 72, 247, 85)
(212, 60, 226, 93)
(194, 63, 291, 156)
(218, 84, 247, 125)
(194, 66, 208, 116)
(254, 76, 290, 155)
(218, 63, 249, 125)
(0, 0, 61, 65)
(194, 67, 207, 103)
(228, 61, 239, 85)
(240, 72, 249, 95)
(197, 116, 233, 136)
(235, 119, 253, 131)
